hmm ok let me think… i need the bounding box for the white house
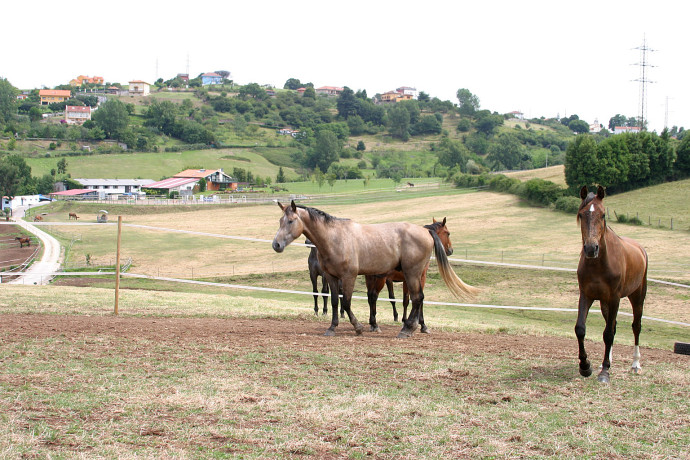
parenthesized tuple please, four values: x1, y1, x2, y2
(65, 105, 92, 125)
(75, 179, 155, 199)
(614, 126, 641, 134)
(128, 80, 151, 96)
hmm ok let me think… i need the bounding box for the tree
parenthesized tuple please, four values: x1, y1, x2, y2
(356, 140, 366, 151)
(569, 119, 590, 134)
(238, 83, 267, 100)
(456, 88, 479, 116)
(284, 78, 302, 90)
(436, 137, 470, 169)
(92, 99, 130, 139)
(0, 78, 18, 124)
(564, 134, 599, 191)
(307, 130, 341, 172)
(487, 133, 524, 170)
(303, 86, 316, 99)
(276, 167, 286, 183)
(473, 111, 504, 135)
(675, 133, 690, 175)
(336, 86, 358, 119)
(387, 104, 410, 141)
(144, 100, 178, 133)
(0, 162, 20, 201)
(29, 106, 43, 122)
(57, 158, 68, 175)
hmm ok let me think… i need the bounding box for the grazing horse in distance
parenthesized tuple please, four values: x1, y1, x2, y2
(68, 212, 79, 220)
(273, 201, 477, 338)
(365, 217, 454, 331)
(33, 215, 43, 222)
(575, 185, 648, 383)
(15, 236, 31, 248)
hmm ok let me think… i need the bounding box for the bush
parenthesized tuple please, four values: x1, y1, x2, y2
(554, 196, 581, 214)
(614, 212, 643, 226)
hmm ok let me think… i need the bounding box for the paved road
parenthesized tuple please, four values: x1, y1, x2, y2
(5, 204, 62, 285)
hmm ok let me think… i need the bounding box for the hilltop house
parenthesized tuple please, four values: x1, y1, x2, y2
(39, 89, 71, 105)
(380, 90, 413, 103)
(70, 75, 104, 86)
(201, 72, 223, 86)
(65, 105, 92, 124)
(315, 86, 344, 97)
(128, 80, 151, 96)
(614, 126, 641, 134)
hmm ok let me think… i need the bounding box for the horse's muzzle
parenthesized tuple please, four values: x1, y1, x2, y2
(272, 240, 284, 253)
(445, 247, 453, 256)
(583, 243, 599, 259)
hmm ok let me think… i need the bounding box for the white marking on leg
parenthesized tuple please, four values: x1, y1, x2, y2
(631, 345, 641, 373)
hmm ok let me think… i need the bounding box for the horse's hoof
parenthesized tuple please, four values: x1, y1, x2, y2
(324, 329, 335, 337)
(420, 325, 429, 334)
(397, 329, 413, 339)
(597, 373, 610, 384)
(370, 326, 380, 332)
(631, 366, 642, 375)
(579, 366, 592, 377)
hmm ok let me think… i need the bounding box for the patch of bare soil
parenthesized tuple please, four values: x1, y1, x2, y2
(0, 314, 685, 367)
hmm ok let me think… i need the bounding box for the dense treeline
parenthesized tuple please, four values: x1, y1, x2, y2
(564, 131, 684, 194)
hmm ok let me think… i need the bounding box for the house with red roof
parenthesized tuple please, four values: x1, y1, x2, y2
(65, 105, 92, 125)
(128, 80, 151, 96)
(39, 89, 72, 105)
(315, 86, 344, 97)
(49, 189, 100, 200)
(174, 169, 237, 191)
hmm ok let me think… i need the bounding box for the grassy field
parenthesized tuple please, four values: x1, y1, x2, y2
(2, 183, 689, 457)
(504, 164, 567, 186)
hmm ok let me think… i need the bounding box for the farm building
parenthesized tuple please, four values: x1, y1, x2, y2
(74, 179, 155, 199)
(49, 189, 100, 200)
(143, 177, 200, 196)
(174, 169, 237, 191)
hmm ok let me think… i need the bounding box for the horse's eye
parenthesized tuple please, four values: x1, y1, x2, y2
(288, 219, 295, 225)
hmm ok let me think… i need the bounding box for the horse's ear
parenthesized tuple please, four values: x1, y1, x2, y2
(277, 201, 285, 211)
(597, 185, 605, 200)
(442, 217, 447, 226)
(433, 217, 437, 223)
(579, 186, 589, 200)
(290, 200, 297, 212)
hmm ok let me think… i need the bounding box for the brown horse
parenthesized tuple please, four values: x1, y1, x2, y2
(365, 217, 453, 332)
(273, 201, 477, 338)
(69, 212, 79, 220)
(575, 186, 648, 383)
(15, 236, 31, 248)
(33, 215, 43, 222)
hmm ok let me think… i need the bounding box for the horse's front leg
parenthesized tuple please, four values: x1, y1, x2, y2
(324, 274, 341, 336)
(419, 271, 429, 334)
(311, 274, 319, 316)
(575, 293, 594, 377)
(398, 278, 423, 339)
(598, 299, 620, 384)
(340, 276, 363, 335)
(386, 279, 398, 322)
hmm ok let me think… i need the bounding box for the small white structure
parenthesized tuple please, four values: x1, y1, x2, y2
(75, 179, 154, 199)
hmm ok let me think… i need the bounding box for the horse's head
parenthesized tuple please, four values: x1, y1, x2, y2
(272, 200, 304, 253)
(577, 185, 606, 259)
(431, 217, 453, 256)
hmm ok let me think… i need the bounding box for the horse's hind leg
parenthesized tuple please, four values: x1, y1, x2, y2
(366, 276, 385, 332)
(419, 270, 429, 333)
(629, 284, 646, 374)
(386, 279, 398, 322)
(340, 276, 363, 335)
(311, 274, 319, 315)
(575, 293, 594, 377)
(324, 275, 341, 336)
(398, 276, 423, 339)
(321, 277, 329, 315)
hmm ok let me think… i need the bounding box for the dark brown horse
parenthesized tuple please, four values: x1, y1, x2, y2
(15, 236, 31, 248)
(575, 186, 648, 383)
(365, 217, 453, 333)
(273, 201, 477, 338)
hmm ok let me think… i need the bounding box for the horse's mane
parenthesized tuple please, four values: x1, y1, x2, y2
(296, 205, 347, 224)
(423, 221, 444, 233)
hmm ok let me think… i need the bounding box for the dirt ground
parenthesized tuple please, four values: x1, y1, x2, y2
(2, 313, 686, 367)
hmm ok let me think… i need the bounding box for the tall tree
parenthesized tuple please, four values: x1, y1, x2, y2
(456, 88, 479, 117)
(284, 78, 302, 90)
(336, 86, 358, 119)
(92, 99, 130, 139)
(487, 133, 524, 170)
(387, 104, 410, 141)
(307, 130, 341, 172)
(0, 78, 18, 124)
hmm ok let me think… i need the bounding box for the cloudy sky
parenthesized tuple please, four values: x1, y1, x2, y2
(2, 1, 686, 132)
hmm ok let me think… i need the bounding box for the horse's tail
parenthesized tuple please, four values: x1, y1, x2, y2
(430, 230, 479, 299)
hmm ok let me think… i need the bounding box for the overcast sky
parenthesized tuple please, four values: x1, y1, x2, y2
(2, 1, 686, 132)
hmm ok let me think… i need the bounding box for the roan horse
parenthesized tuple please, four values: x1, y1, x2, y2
(15, 236, 31, 248)
(365, 217, 453, 332)
(68, 212, 79, 220)
(575, 185, 648, 383)
(273, 201, 477, 338)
